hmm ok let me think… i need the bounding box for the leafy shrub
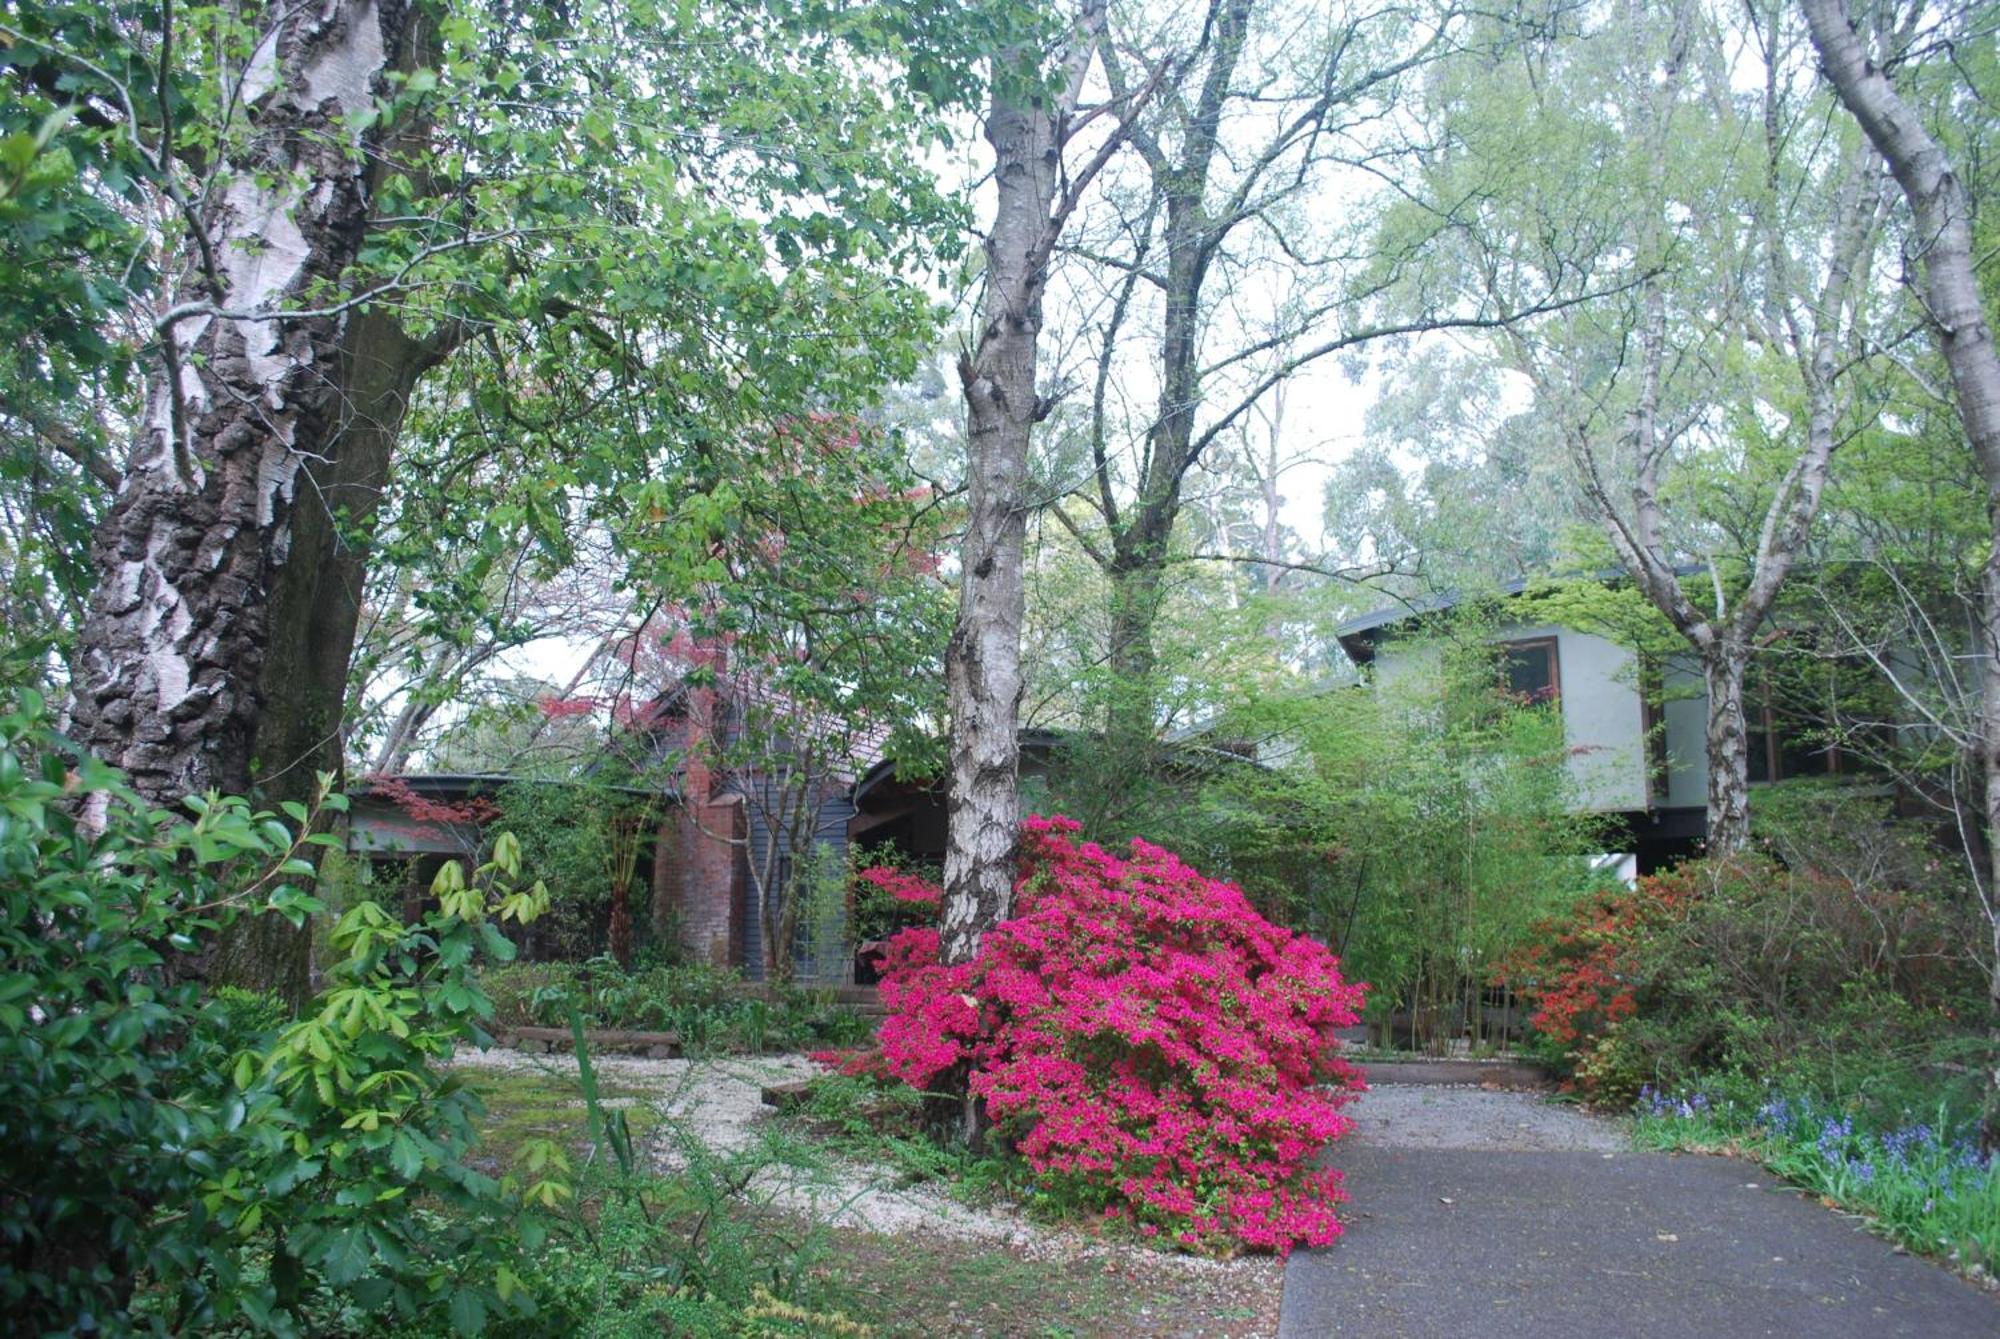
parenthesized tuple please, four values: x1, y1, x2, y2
(864, 815, 1366, 1255)
(0, 692, 551, 1334)
(480, 957, 871, 1054)
(1502, 815, 1982, 1104)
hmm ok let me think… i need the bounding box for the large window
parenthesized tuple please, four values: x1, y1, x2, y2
(1499, 637, 1560, 705)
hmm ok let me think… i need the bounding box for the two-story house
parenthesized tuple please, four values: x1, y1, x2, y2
(1335, 578, 1850, 871)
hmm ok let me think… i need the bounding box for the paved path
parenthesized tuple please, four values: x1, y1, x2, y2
(1279, 1085, 1998, 1338)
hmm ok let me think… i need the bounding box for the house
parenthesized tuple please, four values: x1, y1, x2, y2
(847, 727, 1266, 865)
(1334, 577, 1856, 870)
(344, 667, 868, 983)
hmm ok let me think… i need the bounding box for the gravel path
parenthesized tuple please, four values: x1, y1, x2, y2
(453, 1047, 1033, 1240)
(449, 1045, 1281, 1322)
(1346, 1082, 1626, 1152)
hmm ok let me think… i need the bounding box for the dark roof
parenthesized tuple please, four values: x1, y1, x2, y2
(1334, 576, 1541, 643)
(349, 772, 675, 802)
(848, 726, 1267, 814)
(1335, 565, 1710, 663)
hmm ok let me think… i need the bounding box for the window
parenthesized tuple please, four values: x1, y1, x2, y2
(1499, 638, 1560, 705)
(1745, 698, 1837, 783)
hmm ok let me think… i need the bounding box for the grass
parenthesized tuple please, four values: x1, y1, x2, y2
(812, 1226, 1278, 1339)
(461, 1067, 662, 1179)
(778, 1070, 1035, 1207)
(1632, 1084, 2000, 1281)
(457, 1059, 1280, 1337)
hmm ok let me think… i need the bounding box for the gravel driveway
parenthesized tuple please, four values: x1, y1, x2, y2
(1346, 1082, 1626, 1152)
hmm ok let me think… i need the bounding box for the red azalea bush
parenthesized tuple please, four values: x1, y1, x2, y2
(1497, 866, 1702, 1054)
(854, 815, 1366, 1255)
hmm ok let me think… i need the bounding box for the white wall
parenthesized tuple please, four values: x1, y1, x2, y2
(1370, 622, 1650, 813)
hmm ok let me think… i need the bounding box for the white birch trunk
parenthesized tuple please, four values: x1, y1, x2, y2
(1798, 0, 2000, 1143)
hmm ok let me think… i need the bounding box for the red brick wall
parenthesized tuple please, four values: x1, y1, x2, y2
(677, 793, 744, 966)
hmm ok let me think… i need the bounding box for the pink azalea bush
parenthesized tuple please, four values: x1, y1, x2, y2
(854, 815, 1366, 1255)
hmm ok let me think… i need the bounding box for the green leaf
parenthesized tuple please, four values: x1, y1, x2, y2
(448, 1286, 488, 1336)
(388, 1130, 423, 1180)
(319, 1226, 371, 1285)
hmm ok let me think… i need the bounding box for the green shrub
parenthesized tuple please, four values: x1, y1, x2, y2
(1506, 784, 1987, 1106)
(478, 958, 870, 1054)
(0, 692, 553, 1334)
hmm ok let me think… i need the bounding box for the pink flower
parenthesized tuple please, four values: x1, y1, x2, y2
(850, 816, 1368, 1255)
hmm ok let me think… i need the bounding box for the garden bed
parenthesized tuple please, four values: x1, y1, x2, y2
(452, 1047, 1284, 1334)
(500, 1025, 682, 1057)
(1356, 1057, 1553, 1089)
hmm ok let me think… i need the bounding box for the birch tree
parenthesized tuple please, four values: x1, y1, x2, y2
(1797, 0, 2000, 1137)
(17, 1, 978, 999)
(943, 0, 1150, 963)
(1405, 0, 1891, 853)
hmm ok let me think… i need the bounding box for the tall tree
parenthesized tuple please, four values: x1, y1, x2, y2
(59, 3, 439, 1007)
(1797, 0, 2000, 1136)
(943, 0, 1145, 963)
(23, 0, 974, 999)
(1063, 0, 1463, 748)
(1400, 0, 1890, 853)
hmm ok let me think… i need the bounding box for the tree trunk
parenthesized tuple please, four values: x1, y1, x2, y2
(1105, 550, 1168, 756)
(1700, 645, 1753, 857)
(1798, 0, 2000, 1148)
(1982, 549, 2000, 1149)
(67, 1, 424, 1002)
(1081, 0, 1250, 748)
(942, 21, 1096, 966)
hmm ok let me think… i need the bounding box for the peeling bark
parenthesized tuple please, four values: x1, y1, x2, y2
(1700, 644, 1752, 855)
(68, 2, 427, 1001)
(943, 2, 1116, 966)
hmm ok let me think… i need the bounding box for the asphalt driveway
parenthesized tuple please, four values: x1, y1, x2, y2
(1279, 1085, 1998, 1338)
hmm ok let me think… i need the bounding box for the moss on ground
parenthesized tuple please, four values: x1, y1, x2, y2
(464, 1068, 661, 1178)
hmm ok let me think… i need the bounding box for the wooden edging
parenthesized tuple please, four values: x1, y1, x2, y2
(501, 1026, 682, 1058)
(760, 1079, 815, 1109)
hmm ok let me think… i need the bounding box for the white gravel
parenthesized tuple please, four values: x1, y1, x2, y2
(1346, 1082, 1627, 1152)
(449, 1047, 1044, 1242)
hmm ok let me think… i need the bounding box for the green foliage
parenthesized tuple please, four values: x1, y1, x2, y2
(1191, 614, 1607, 1050)
(787, 1068, 1021, 1207)
(489, 781, 621, 957)
(1513, 785, 1987, 1109)
(847, 842, 942, 945)
(0, 691, 553, 1334)
(459, 1058, 875, 1339)
(0, 7, 150, 671)
(480, 957, 869, 1055)
(1633, 1082, 2000, 1278)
